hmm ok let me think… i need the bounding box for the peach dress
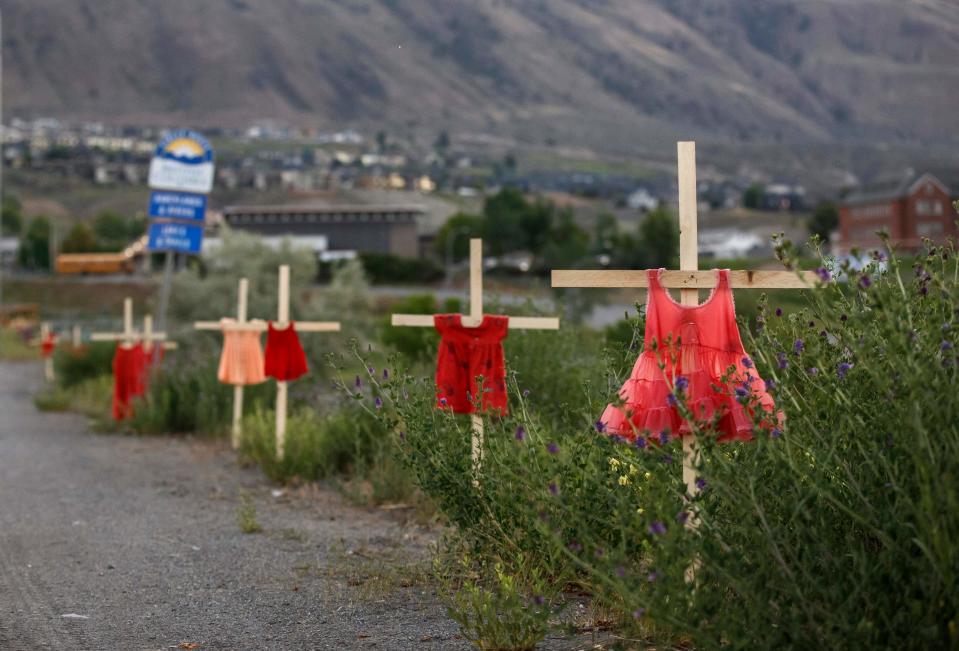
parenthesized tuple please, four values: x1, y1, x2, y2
(217, 318, 267, 385)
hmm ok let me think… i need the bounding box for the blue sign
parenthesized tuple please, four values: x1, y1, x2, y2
(147, 221, 204, 255)
(148, 191, 207, 222)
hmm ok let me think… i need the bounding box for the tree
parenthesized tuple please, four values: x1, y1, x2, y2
(482, 188, 528, 255)
(593, 212, 619, 255)
(638, 206, 679, 269)
(61, 223, 99, 253)
(2, 196, 22, 236)
(92, 211, 144, 251)
(742, 184, 764, 210)
(435, 212, 485, 262)
(542, 209, 590, 269)
(518, 199, 554, 254)
(18, 216, 52, 270)
(808, 201, 839, 242)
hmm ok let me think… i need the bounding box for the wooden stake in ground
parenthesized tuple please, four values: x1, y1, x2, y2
(391, 238, 560, 474)
(552, 140, 816, 523)
(195, 267, 341, 460)
(71, 325, 83, 349)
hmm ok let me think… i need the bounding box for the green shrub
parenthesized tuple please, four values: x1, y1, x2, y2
(55, 342, 114, 388)
(364, 237, 959, 649)
(358, 252, 444, 284)
(239, 403, 389, 484)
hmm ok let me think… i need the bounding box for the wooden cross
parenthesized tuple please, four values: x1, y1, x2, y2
(71, 325, 83, 349)
(195, 266, 341, 460)
(391, 238, 561, 473)
(39, 321, 57, 382)
(90, 298, 170, 349)
(193, 277, 256, 449)
(552, 141, 816, 508)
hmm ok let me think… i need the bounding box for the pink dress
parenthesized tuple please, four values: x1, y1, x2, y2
(601, 269, 780, 443)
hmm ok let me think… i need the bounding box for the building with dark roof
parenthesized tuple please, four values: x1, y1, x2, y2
(838, 173, 957, 253)
(220, 204, 424, 258)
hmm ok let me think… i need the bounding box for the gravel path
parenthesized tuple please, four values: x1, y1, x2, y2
(0, 362, 471, 651)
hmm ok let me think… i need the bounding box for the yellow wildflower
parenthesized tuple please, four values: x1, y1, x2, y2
(644, 471, 652, 481)
(608, 457, 621, 469)
(636, 507, 645, 514)
(618, 475, 630, 486)
(629, 464, 639, 476)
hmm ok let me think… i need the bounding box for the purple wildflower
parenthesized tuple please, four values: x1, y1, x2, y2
(659, 430, 670, 445)
(735, 385, 749, 399)
(661, 454, 674, 464)
(837, 362, 853, 380)
(522, 389, 530, 397)
(594, 420, 606, 433)
(647, 571, 660, 582)
(765, 378, 776, 391)
(742, 357, 753, 368)
(549, 482, 558, 495)
(568, 541, 583, 553)
(648, 521, 667, 536)
(439, 397, 447, 406)
(383, 368, 389, 380)
(634, 436, 648, 450)
(942, 341, 954, 352)
(840, 314, 848, 322)
(533, 595, 545, 606)
(815, 267, 831, 282)
(793, 339, 805, 354)
(675, 376, 689, 392)
(666, 393, 678, 407)
(676, 510, 689, 524)
(610, 434, 624, 445)
(547, 442, 559, 455)
(777, 352, 789, 370)
(515, 426, 526, 441)
(775, 307, 783, 317)
(807, 367, 819, 376)
(595, 547, 604, 558)
(355, 375, 362, 388)
(374, 396, 382, 409)
(368, 366, 375, 375)
(695, 477, 707, 491)
(859, 274, 872, 289)
(615, 566, 627, 578)
(633, 609, 646, 620)
(771, 427, 783, 439)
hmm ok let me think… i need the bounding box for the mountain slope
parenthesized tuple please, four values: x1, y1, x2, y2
(3, 0, 958, 150)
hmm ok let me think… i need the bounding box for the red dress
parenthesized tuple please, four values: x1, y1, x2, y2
(263, 322, 309, 381)
(40, 333, 57, 358)
(113, 343, 147, 421)
(601, 269, 780, 442)
(434, 314, 509, 415)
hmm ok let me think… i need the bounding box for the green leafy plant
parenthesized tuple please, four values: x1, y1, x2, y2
(236, 491, 262, 534)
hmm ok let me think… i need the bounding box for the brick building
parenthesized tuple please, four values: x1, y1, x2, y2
(838, 173, 958, 253)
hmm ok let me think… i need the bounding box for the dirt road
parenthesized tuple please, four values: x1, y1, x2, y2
(0, 362, 468, 650)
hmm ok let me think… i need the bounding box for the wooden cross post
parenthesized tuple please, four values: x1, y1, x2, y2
(391, 238, 561, 474)
(195, 266, 341, 460)
(71, 325, 82, 349)
(552, 140, 816, 513)
(142, 315, 179, 356)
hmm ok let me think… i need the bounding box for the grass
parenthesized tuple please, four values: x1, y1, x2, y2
(236, 492, 263, 534)
(34, 374, 115, 428)
(0, 327, 38, 361)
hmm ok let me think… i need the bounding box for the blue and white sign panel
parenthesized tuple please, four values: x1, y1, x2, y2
(148, 191, 207, 222)
(147, 221, 204, 255)
(147, 130, 215, 194)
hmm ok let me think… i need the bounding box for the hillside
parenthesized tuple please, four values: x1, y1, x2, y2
(3, 0, 959, 153)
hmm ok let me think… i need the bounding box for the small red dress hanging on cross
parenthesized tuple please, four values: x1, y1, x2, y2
(434, 314, 509, 415)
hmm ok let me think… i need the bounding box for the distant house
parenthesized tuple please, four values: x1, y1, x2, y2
(761, 183, 806, 212)
(838, 173, 958, 253)
(626, 188, 658, 212)
(221, 204, 424, 258)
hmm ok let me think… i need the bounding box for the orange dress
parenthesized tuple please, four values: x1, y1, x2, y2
(601, 269, 780, 442)
(217, 319, 267, 385)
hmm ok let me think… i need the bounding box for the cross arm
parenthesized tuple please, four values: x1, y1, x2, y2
(391, 314, 560, 330)
(193, 319, 340, 332)
(90, 331, 168, 342)
(551, 269, 817, 289)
